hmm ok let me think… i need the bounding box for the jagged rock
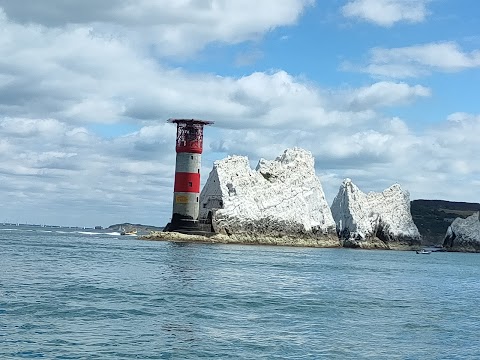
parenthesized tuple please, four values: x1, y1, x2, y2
(331, 179, 421, 250)
(199, 147, 339, 246)
(443, 212, 480, 252)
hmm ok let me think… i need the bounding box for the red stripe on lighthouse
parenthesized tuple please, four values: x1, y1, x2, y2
(174, 172, 200, 193)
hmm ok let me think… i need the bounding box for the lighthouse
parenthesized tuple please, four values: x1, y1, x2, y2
(165, 118, 214, 232)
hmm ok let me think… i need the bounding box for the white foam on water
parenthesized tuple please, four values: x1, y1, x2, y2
(76, 231, 123, 236)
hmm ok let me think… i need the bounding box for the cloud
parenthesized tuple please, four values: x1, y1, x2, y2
(0, 6, 431, 132)
(0, 116, 179, 225)
(336, 81, 431, 110)
(0, 118, 67, 137)
(346, 42, 480, 78)
(0, 0, 314, 56)
(436, 113, 480, 151)
(342, 0, 431, 26)
(0, 14, 384, 131)
(210, 117, 414, 169)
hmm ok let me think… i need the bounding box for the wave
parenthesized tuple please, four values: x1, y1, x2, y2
(76, 231, 122, 236)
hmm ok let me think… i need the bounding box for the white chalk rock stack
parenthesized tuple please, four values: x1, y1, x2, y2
(331, 179, 421, 249)
(199, 148, 339, 246)
(443, 212, 480, 252)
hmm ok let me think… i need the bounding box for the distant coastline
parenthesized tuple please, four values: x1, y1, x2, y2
(106, 223, 164, 234)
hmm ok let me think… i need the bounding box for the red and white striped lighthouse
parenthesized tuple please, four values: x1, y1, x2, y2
(165, 118, 213, 232)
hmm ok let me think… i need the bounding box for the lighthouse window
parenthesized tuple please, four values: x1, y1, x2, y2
(191, 156, 194, 160)
(188, 182, 193, 187)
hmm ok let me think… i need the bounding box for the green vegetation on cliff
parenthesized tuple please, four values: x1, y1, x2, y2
(411, 200, 480, 245)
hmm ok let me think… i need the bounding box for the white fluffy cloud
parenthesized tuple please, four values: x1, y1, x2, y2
(342, 0, 431, 26)
(0, 116, 178, 225)
(0, 0, 313, 56)
(338, 82, 431, 110)
(349, 42, 480, 78)
(2, 12, 425, 131)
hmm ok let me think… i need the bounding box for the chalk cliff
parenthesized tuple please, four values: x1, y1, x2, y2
(331, 179, 421, 250)
(443, 212, 480, 252)
(199, 148, 339, 247)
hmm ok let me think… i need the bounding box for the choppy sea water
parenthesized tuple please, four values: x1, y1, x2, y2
(1, 226, 479, 359)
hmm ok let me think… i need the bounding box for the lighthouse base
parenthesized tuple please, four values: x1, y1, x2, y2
(163, 213, 214, 235)
(164, 213, 198, 231)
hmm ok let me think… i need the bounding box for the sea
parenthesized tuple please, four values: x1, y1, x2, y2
(1, 225, 479, 359)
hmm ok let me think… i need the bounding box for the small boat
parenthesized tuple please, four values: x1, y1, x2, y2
(416, 249, 431, 254)
(120, 228, 137, 236)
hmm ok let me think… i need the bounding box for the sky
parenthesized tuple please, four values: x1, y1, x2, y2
(0, 0, 479, 227)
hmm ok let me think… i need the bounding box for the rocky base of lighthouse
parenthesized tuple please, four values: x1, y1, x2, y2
(142, 231, 340, 248)
(163, 213, 202, 233)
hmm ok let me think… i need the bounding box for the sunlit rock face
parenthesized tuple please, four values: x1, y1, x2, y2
(199, 148, 339, 246)
(443, 212, 480, 252)
(331, 179, 421, 250)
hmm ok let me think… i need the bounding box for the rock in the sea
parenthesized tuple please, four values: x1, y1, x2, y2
(199, 147, 339, 246)
(443, 212, 480, 252)
(331, 179, 421, 250)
